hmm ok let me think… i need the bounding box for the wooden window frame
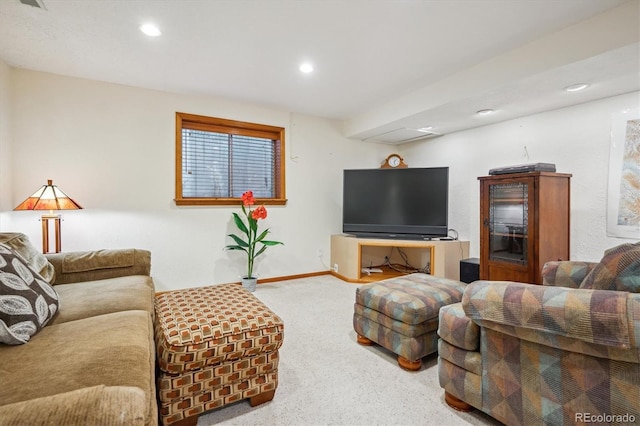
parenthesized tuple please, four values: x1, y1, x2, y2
(175, 112, 286, 206)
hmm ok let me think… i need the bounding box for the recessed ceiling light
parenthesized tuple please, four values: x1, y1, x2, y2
(476, 109, 495, 115)
(564, 83, 590, 92)
(140, 23, 161, 37)
(299, 63, 314, 73)
(416, 126, 434, 133)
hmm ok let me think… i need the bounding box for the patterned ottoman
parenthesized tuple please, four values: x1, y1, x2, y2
(353, 273, 466, 371)
(154, 283, 284, 426)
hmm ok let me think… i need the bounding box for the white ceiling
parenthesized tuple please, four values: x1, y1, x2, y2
(0, 0, 638, 144)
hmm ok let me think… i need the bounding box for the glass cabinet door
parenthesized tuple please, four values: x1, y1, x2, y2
(488, 182, 528, 265)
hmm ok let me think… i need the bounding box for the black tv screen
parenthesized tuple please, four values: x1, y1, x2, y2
(342, 167, 449, 239)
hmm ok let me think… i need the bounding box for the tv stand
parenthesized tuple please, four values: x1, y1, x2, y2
(348, 232, 448, 241)
(330, 234, 470, 283)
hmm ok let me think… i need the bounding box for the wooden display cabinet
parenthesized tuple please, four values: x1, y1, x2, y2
(478, 172, 571, 284)
(330, 234, 469, 283)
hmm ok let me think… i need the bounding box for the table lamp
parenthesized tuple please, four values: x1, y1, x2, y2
(14, 179, 83, 253)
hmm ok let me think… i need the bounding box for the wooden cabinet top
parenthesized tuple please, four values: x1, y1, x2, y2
(478, 171, 572, 181)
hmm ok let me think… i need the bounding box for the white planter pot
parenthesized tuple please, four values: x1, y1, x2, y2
(241, 276, 257, 292)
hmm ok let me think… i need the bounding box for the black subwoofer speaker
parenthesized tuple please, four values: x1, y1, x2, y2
(460, 258, 480, 283)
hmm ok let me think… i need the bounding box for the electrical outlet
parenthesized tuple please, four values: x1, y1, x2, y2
(317, 249, 323, 258)
(333, 263, 338, 273)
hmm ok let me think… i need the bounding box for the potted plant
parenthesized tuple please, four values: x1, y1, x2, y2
(225, 191, 283, 291)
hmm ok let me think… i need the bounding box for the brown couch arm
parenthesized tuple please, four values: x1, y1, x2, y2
(0, 385, 149, 426)
(46, 249, 151, 285)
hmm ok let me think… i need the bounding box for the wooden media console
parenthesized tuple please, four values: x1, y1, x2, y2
(330, 234, 470, 283)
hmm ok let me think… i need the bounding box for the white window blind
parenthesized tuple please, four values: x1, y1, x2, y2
(181, 129, 277, 198)
(175, 112, 285, 205)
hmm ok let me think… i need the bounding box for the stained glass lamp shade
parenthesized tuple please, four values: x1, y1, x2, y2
(14, 180, 82, 253)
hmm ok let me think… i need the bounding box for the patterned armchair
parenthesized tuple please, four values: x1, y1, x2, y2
(437, 243, 640, 425)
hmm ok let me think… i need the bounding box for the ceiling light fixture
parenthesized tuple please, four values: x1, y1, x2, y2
(476, 109, 495, 116)
(140, 23, 161, 37)
(299, 63, 314, 73)
(416, 126, 434, 133)
(564, 83, 590, 92)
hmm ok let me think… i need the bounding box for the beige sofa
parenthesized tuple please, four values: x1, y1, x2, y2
(0, 233, 157, 426)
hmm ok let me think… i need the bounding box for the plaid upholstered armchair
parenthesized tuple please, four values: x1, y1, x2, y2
(437, 242, 640, 425)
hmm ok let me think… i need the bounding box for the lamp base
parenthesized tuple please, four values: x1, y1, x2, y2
(41, 214, 61, 254)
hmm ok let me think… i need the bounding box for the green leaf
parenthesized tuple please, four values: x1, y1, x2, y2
(249, 216, 258, 234)
(254, 245, 268, 257)
(227, 234, 249, 247)
(255, 229, 270, 242)
(232, 213, 249, 235)
(225, 245, 248, 254)
(261, 240, 284, 246)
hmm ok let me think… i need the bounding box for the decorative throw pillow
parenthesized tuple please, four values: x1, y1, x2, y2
(0, 233, 55, 283)
(580, 242, 640, 292)
(0, 244, 60, 344)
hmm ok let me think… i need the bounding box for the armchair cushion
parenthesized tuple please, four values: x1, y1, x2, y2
(0, 244, 60, 345)
(580, 242, 640, 292)
(541, 261, 596, 288)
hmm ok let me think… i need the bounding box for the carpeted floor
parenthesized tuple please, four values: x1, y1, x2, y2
(197, 275, 501, 426)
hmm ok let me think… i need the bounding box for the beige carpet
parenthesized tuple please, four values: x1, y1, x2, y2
(197, 275, 501, 426)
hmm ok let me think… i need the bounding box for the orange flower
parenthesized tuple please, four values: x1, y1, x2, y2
(225, 190, 282, 282)
(241, 191, 255, 206)
(252, 205, 267, 220)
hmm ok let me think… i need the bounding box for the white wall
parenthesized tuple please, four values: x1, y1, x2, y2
(3, 69, 388, 291)
(0, 60, 12, 223)
(400, 91, 640, 262)
(4, 67, 638, 289)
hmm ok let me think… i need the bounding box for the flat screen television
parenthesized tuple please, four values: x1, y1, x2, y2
(342, 167, 449, 239)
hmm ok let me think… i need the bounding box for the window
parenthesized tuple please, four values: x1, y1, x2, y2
(175, 112, 286, 205)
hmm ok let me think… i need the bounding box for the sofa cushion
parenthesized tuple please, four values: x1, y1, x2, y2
(49, 275, 154, 325)
(580, 242, 640, 292)
(0, 310, 156, 423)
(0, 233, 55, 283)
(61, 249, 135, 273)
(0, 385, 148, 426)
(0, 244, 60, 345)
(45, 249, 151, 285)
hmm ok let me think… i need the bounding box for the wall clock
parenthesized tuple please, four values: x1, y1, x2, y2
(381, 154, 408, 169)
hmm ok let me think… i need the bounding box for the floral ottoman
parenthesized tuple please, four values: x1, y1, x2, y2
(354, 273, 466, 371)
(154, 283, 284, 425)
